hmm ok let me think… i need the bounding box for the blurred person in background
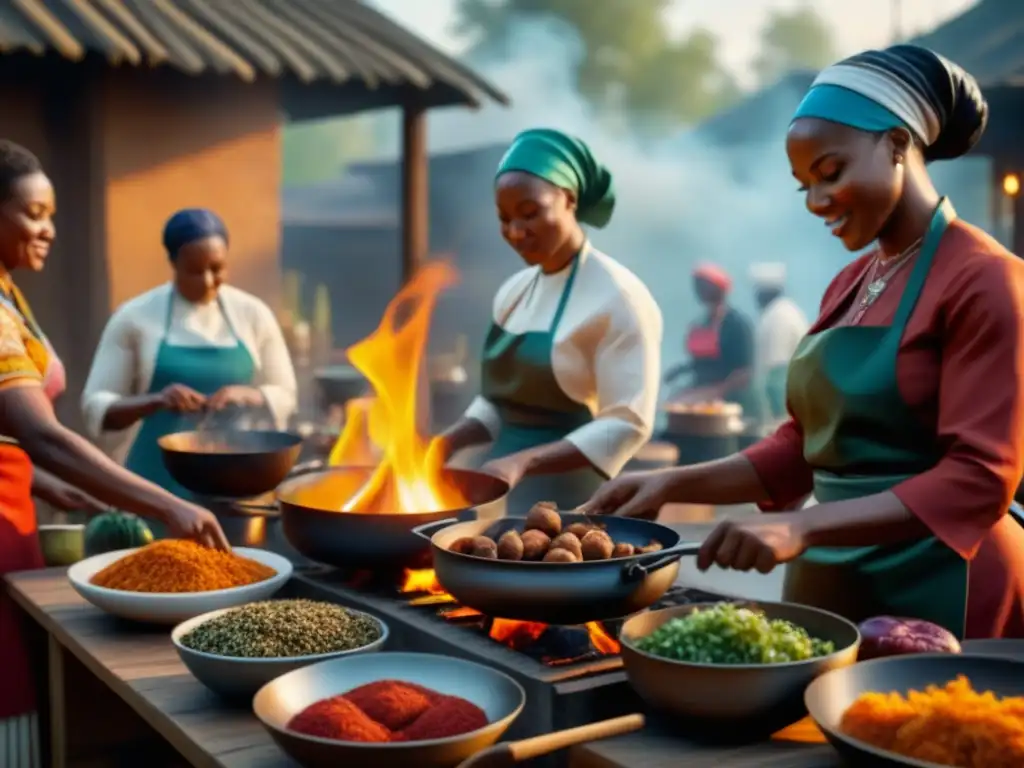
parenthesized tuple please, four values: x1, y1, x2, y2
(750, 262, 809, 423)
(664, 264, 761, 418)
(81, 208, 297, 529)
(435, 128, 663, 511)
(583, 46, 1024, 639)
(0, 141, 227, 765)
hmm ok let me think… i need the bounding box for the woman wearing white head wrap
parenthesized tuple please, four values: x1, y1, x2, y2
(583, 45, 1024, 640)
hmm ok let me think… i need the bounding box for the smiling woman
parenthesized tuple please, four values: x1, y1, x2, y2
(580, 45, 1024, 641)
(435, 128, 663, 512)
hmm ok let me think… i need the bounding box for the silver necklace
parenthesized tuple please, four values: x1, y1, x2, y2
(850, 237, 922, 325)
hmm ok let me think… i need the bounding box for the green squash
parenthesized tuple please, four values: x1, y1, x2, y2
(84, 510, 154, 557)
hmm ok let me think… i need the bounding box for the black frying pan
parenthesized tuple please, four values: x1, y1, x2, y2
(805, 653, 1024, 767)
(158, 429, 303, 499)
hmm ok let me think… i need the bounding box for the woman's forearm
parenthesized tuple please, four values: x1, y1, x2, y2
(667, 453, 772, 505)
(21, 422, 178, 524)
(719, 367, 753, 396)
(101, 394, 164, 431)
(518, 440, 595, 477)
(31, 466, 70, 506)
(439, 418, 492, 457)
(801, 491, 929, 548)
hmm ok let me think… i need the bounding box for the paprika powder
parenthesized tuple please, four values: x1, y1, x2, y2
(286, 679, 489, 743)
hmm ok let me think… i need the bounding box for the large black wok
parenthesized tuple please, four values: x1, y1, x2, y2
(276, 467, 509, 569)
(414, 514, 701, 624)
(159, 430, 303, 499)
(805, 653, 1024, 767)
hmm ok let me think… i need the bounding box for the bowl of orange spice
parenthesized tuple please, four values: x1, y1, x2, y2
(68, 540, 292, 624)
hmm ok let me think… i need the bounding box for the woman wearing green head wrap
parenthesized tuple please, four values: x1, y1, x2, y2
(581, 46, 1024, 639)
(436, 128, 663, 511)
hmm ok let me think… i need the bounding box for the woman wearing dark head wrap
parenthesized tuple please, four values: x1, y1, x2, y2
(82, 208, 297, 520)
(436, 128, 663, 510)
(583, 46, 1024, 638)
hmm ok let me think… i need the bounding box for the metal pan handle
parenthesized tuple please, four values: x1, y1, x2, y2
(622, 541, 702, 582)
(411, 517, 461, 542)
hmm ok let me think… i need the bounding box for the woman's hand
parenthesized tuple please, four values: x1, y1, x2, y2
(696, 513, 809, 574)
(207, 385, 265, 411)
(160, 384, 206, 413)
(577, 469, 682, 518)
(163, 501, 231, 550)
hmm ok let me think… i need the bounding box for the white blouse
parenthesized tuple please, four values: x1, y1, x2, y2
(463, 246, 663, 478)
(81, 283, 298, 463)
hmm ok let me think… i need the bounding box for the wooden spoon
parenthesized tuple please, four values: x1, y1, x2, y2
(457, 714, 645, 767)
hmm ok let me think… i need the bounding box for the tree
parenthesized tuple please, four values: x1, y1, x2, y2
(753, 6, 837, 87)
(283, 115, 382, 186)
(452, 0, 739, 132)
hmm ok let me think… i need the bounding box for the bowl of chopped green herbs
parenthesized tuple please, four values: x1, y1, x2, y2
(619, 601, 859, 742)
(172, 599, 389, 702)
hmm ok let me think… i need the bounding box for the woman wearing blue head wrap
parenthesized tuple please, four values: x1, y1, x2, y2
(435, 128, 663, 511)
(82, 208, 297, 520)
(583, 46, 1024, 640)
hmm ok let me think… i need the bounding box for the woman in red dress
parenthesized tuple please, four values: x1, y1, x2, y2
(0, 140, 228, 764)
(582, 45, 1024, 639)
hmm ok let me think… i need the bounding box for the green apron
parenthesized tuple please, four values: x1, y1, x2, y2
(125, 291, 255, 537)
(480, 252, 604, 513)
(763, 364, 789, 421)
(782, 199, 969, 638)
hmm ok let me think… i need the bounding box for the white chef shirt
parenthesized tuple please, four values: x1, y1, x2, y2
(463, 246, 662, 478)
(81, 283, 297, 463)
(755, 295, 809, 374)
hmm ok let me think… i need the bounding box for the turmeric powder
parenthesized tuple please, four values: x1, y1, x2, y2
(90, 540, 275, 593)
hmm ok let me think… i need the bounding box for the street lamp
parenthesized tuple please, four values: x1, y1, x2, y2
(1003, 172, 1020, 198)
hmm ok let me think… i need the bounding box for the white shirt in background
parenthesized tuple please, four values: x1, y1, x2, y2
(81, 283, 298, 463)
(463, 247, 663, 478)
(755, 295, 809, 374)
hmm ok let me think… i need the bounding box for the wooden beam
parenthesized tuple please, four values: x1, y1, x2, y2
(401, 100, 428, 284)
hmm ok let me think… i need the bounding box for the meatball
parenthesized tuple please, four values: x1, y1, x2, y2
(611, 542, 635, 558)
(580, 529, 614, 561)
(496, 530, 524, 561)
(520, 529, 551, 561)
(470, 536, 498, 559)
(566, 522, 596, 540)
(549, 532, 583, 560)
(543, 547, 579, 563)
(525, 501, 562, 538)
(449, 537, 476, 555)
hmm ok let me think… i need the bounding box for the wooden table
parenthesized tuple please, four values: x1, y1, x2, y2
(7, 567, 839, 768)
(6, 568, 296, 768)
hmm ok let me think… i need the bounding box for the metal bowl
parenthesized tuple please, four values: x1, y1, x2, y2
(276, 467, 509, 569)
(68, 547, 292, 625)
(805, 653, 1024, 767)
(171, 605, 390, 702)
(620, 601, 860, 742)
(159, 429, 303, 498)
(253, 651, 525, 768)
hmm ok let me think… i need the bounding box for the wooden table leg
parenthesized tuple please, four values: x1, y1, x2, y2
(48, 635, 67, 768)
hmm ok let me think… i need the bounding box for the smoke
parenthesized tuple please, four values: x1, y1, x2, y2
(423, 18, 842, 368)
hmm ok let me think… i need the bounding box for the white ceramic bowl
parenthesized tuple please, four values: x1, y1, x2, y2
(68, 547, 293, 625)
(172, 605, 389, 701)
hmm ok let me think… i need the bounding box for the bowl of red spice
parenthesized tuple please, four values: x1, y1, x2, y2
(68, 540, 292, 624)
(253, 651, 525, 768)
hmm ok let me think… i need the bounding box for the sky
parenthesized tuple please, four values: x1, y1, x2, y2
(371, 0, 976, 89)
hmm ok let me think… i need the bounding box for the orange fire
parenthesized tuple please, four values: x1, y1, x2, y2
(327, 262, 467, 514)
(398, 568, 621, 655)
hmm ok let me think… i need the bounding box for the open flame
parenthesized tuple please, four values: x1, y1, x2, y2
(327, 262, 467, 514)
(398, 568, 621, 655)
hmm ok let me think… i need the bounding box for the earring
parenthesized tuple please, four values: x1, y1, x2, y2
(894, 153, 904, 165)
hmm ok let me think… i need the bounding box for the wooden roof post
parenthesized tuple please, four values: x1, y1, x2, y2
(401, 99, 428, 284)
(400, 98, 432, 431)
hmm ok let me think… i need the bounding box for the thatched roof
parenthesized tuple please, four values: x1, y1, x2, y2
(0, 0, 507, 109)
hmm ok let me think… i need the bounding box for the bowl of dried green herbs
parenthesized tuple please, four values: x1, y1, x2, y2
(172, 599, 389, 702)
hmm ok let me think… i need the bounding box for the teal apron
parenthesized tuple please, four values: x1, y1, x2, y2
(763, 364, 789, 420)
(480, 253, 604, 513)
(125, 291, 255, 535)
(782, 199, 968, 637)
